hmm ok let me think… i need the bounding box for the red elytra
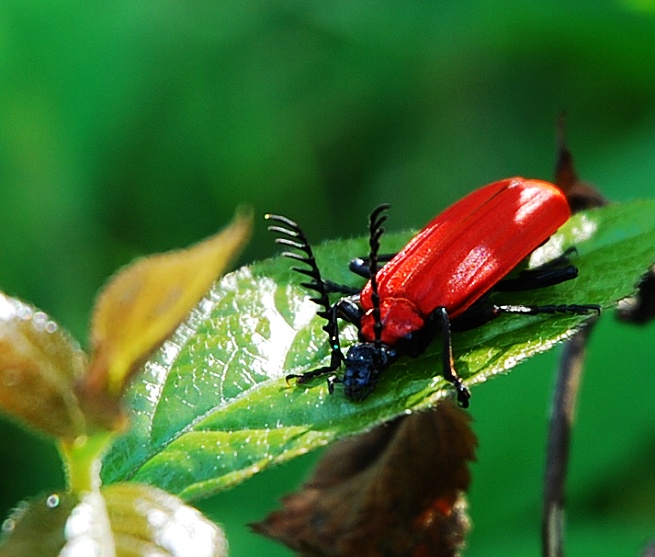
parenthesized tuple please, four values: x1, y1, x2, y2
(267, 177, 597, 407)
(358, 178, 571, 345)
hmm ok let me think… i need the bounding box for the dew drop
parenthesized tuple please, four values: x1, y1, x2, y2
(0, 296, 17, 321)
(72, 435, 88, 448)
(32, 311, 49, 332)
(2, 501, 28, 532)
(46, 494, 60, 508)
(16, 303, 32, 321)
(146, 508, 167, 529)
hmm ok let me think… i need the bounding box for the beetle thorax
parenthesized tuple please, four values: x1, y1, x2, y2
(360, 297, 425, 345)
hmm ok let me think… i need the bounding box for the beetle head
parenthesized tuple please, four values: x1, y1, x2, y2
(342, 343, 396, 401)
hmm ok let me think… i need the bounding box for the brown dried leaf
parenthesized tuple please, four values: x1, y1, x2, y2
(253, 400, 477, 557)
(617, 264, 655, 324)
(554, 116, 655, 325)
(79, 209, 251, 431)
(0, 294, 87, 439)
(554, 114, 607, 212)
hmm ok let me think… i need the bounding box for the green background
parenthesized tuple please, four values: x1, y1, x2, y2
(1, 1, 654, 555)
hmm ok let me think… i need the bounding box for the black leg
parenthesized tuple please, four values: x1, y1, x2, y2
(348, 253, 396, 279)
(434, 307, 471, 408)
(323, 280, 361, 295)
(495, 247, 581, 292)
(285, 300, 358, 385)
(287, 363, 341, 386)
(495, 265, 579, 292)
(494, 303, 601, 316)
(285, 297, 367, 386)
(333, 297, 364, 328)
(327, 374, 342, 394)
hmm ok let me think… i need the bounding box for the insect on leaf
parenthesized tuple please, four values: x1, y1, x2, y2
(101, 200, 655, 501)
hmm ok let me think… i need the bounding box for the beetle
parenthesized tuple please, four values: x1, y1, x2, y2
(266, 177, 600, 407)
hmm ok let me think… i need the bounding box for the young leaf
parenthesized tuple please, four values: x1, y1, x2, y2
(0, 493, 77, 557)
(78, 209, 252, 432)
(0, 485, 226, 557)
(0, 491, 112, 557)
(101, 200, 655, 500)
(103, 483, 227, 557)
(0, 294, 87, 439)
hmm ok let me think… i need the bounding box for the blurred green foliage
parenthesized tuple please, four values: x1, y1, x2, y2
(1, 1, 654, 556)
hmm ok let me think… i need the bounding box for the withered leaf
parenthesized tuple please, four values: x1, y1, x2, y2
(616, 265, 655, 325)
(79, 209, 251, 431)
(0, 293, 87, 439)
(554, 114, 607, 212)
(554, 117, 655, 325)
(253, 400, 477, 557)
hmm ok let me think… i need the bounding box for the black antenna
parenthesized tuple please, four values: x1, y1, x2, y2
(367, 204, 390, 347)
(266, 213, 346, 376)
(265, 214, 332, 329)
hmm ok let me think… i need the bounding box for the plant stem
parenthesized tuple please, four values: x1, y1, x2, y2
(542, 319, 597, 557)
(59, 430, 115, 493)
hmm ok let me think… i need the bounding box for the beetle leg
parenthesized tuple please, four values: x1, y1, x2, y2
(323, 280, 361, 295)
(286, 359, 343, 386)
(348, 253, 396, 278)
(286, 298, 365, 388)
(321, 298, 364, 363)
(327, 374, 342, 394)
(533, 246, 578, 267)
(495, 248, 580, 292)
(434, 307, 471, 408)
(334, 297, 363, 327)
(452, 300, 600, 337)
(495, 304, 601, 316)
(495, 265, 579, 292)
(449, 294, 498, 332)
(286, 343, 344, 386)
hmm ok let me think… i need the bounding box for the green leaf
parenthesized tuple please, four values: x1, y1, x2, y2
(101, 200, 655, 500)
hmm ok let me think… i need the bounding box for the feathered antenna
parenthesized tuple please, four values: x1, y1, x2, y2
(367, 204, 390, 347)
(266, 213, 347, 379)
(265, 214, 332, 329)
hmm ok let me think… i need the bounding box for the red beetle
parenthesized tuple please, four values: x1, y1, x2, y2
(267, 177, 599, 407)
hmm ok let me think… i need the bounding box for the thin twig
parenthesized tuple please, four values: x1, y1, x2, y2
(542, 318, 597, 557)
